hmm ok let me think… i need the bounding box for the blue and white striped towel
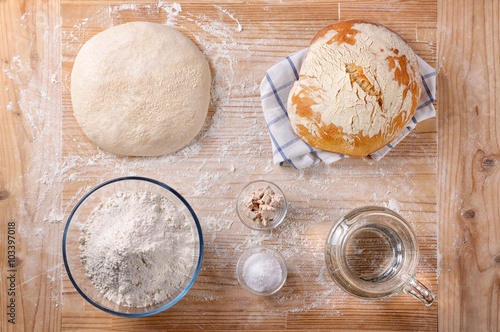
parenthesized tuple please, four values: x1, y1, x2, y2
(260, 48, 437, 169)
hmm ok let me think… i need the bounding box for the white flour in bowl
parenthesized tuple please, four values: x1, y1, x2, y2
(79, 191, 196, 307)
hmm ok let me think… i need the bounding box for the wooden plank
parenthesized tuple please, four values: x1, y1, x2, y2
(0, 2, 26, 331)
(0, 0, 440, 330)
(437, 0, 500, 331)
(60, 1, 437, 330)
(0, 0, 63, 331)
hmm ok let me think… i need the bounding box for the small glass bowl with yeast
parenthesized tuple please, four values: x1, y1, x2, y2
(62, 176, 203, 317)
(236, 180, 288, 231)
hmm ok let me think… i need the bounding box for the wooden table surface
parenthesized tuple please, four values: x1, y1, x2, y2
(1, 0, 498, 331)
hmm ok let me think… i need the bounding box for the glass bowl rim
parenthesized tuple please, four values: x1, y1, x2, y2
(62, 176, 204, 317)
(236, 245, 288, 296)
(236, 180, 288, 231)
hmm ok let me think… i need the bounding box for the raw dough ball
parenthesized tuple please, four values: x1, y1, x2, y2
(71, 22, 211, 156)
(287, 20, 421, 157)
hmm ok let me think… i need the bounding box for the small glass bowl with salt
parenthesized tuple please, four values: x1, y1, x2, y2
(236, 180, 287, 231)
(236, 245, 287, 296)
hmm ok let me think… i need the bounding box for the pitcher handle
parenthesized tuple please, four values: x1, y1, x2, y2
(401, 274, 434, 307)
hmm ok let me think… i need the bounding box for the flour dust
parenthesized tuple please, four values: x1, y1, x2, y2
(4, 2, 438, 315)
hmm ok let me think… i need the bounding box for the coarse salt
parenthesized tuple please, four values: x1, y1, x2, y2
(242, 252, 282, 293)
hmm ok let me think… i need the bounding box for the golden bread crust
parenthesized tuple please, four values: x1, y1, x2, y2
(287, 19, 422, 157)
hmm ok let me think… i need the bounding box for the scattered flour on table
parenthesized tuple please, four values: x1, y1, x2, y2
(384, 198, 400, 213)
(214, 5, 243, 32)
(6, 101, 13, 111)
(79, 191, 196, 307)
(7, 3, 439, 315)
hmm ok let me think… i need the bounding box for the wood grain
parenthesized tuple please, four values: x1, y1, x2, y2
(437, 0, 500, 331)
(0, 2, 25, 330)
(1, 0, 63, 331)
(0, 0, 442, 331)
(59, 1, 437, 331)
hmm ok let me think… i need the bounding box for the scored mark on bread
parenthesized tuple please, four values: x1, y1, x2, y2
(288, 19, 422, 157)
(345, 64, 384, 110)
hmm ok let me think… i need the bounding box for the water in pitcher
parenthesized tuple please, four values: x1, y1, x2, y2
(325, 206, 434, 306)
(342, 224, 404, 282)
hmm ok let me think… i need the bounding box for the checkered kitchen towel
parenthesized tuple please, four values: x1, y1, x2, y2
(260, 48, 437, 169)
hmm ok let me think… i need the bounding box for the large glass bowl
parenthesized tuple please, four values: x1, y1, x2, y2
(62, 176, 203, 317)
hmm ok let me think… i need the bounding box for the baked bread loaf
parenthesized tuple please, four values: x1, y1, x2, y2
(287, 20, 421, 157)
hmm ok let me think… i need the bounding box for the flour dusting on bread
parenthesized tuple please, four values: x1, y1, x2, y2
(287, 20, 421, 157)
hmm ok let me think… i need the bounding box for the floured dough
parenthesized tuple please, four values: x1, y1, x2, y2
(288, 20, 421, 157)
(71, 22, 211, 156)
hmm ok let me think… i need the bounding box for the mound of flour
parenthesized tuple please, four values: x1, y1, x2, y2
(79, 191, 196, 307)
